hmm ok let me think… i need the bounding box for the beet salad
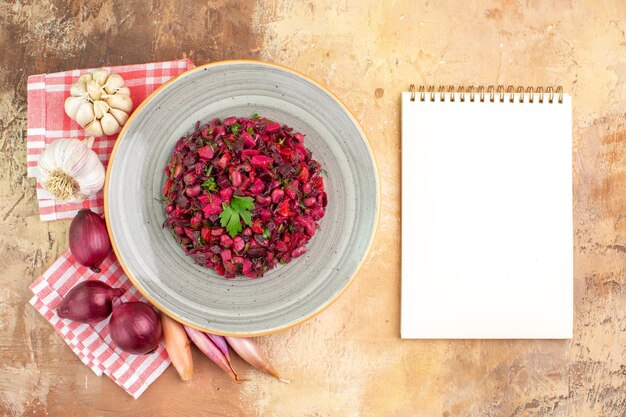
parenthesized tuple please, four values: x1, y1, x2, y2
(162, 115, 327, 278)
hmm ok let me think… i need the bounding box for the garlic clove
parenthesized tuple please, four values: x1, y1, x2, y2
(101, 113, 121, 136)
(93, 100, 109, 120)
(78, 73, 93, 84)
(106, 94, 133, 113)
(84, 119, 104, 137)
(76, 102, 96, 127)
(92, 69, 110, 86)
(109, 107, 129, 126)
(87, 80, 102, 100)
(104, 73, 125, 93)
(114, 86, 131, 97)
(70, 81, 88, 97)
(64, 96, 85, 120)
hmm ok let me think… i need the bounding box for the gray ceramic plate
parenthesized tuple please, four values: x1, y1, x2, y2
(105, 61, 379, 336)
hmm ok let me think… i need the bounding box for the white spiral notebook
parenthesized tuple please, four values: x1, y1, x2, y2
(401, 85, 573, 339)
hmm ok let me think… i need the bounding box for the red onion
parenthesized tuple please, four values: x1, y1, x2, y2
(109, 301, 162, 354)
(69, 209, 112, 273)
(56, 280, 125, 324)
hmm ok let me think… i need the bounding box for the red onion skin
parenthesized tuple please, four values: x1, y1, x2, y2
(69, 209, 112, 273)
(109, 302, 163, 355)
(56, 280, 125, 324)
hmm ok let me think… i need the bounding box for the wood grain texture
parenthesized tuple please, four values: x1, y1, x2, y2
(0, 0, 624, 416)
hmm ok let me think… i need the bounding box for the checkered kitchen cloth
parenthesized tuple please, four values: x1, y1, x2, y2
(26, 59, 195, 221)
(29, 250, 171, 398)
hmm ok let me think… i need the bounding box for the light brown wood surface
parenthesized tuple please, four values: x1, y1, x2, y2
(1, 0, 624, 416)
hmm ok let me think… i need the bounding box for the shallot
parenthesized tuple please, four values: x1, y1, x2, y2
(184, 326, 243, 382)
(225, 336, 288, 382)
(161, 314, 193, 381)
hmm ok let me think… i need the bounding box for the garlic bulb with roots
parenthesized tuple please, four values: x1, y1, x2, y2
(64, 69, 132, 137)
(37, 137, 105, 202)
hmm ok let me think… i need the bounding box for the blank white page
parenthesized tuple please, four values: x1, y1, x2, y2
(401, 91, 573, 339)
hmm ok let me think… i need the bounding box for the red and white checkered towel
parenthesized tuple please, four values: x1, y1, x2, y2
(29, 250, 171, 398)
(27, 59, 195, 221)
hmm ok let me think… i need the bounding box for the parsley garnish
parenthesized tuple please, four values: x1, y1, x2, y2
(219, 195, 254, 237)
(252, 113, 260, 119)
(247, 127, 254, 135)
(201, 177, 217, 192)
(230, 123, 240, 134)
(262, 228, 271, 239)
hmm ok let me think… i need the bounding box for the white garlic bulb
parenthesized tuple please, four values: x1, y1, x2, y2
(64, 69, 133, 137)
(37, 137, 106, 202)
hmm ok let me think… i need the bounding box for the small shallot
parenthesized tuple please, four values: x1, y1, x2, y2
(184, 326, 243, 382)
(161, 314, 193, 381)
(225, 336, 288, 382)
(56, 280, 125, 324)
(207, 334, 231, 360)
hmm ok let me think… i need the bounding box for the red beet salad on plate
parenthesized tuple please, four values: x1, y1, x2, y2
(162, 115, 327, 278)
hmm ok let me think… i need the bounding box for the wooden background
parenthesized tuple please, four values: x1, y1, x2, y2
(0, 0, 624, 416)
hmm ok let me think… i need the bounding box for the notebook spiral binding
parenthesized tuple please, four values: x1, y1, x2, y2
(408, 84, 564, 104)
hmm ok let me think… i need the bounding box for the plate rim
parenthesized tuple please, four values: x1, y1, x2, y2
(104, 59, 381, 336)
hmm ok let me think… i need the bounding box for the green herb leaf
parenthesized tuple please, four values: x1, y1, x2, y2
(230, 123, 240, 134)
(262, 228, 271, 239)
(246, 127, 254, 135)
(226, 212, 242, 237)
(239, 210, 252, 227)
(219, 196, 255, 237)
(201, 177, 217, 192)
(252, 113, 260, 119)
(232, 195, 255, 211)
(219, 204, 234, 227)
(204, 165, 214, 177)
